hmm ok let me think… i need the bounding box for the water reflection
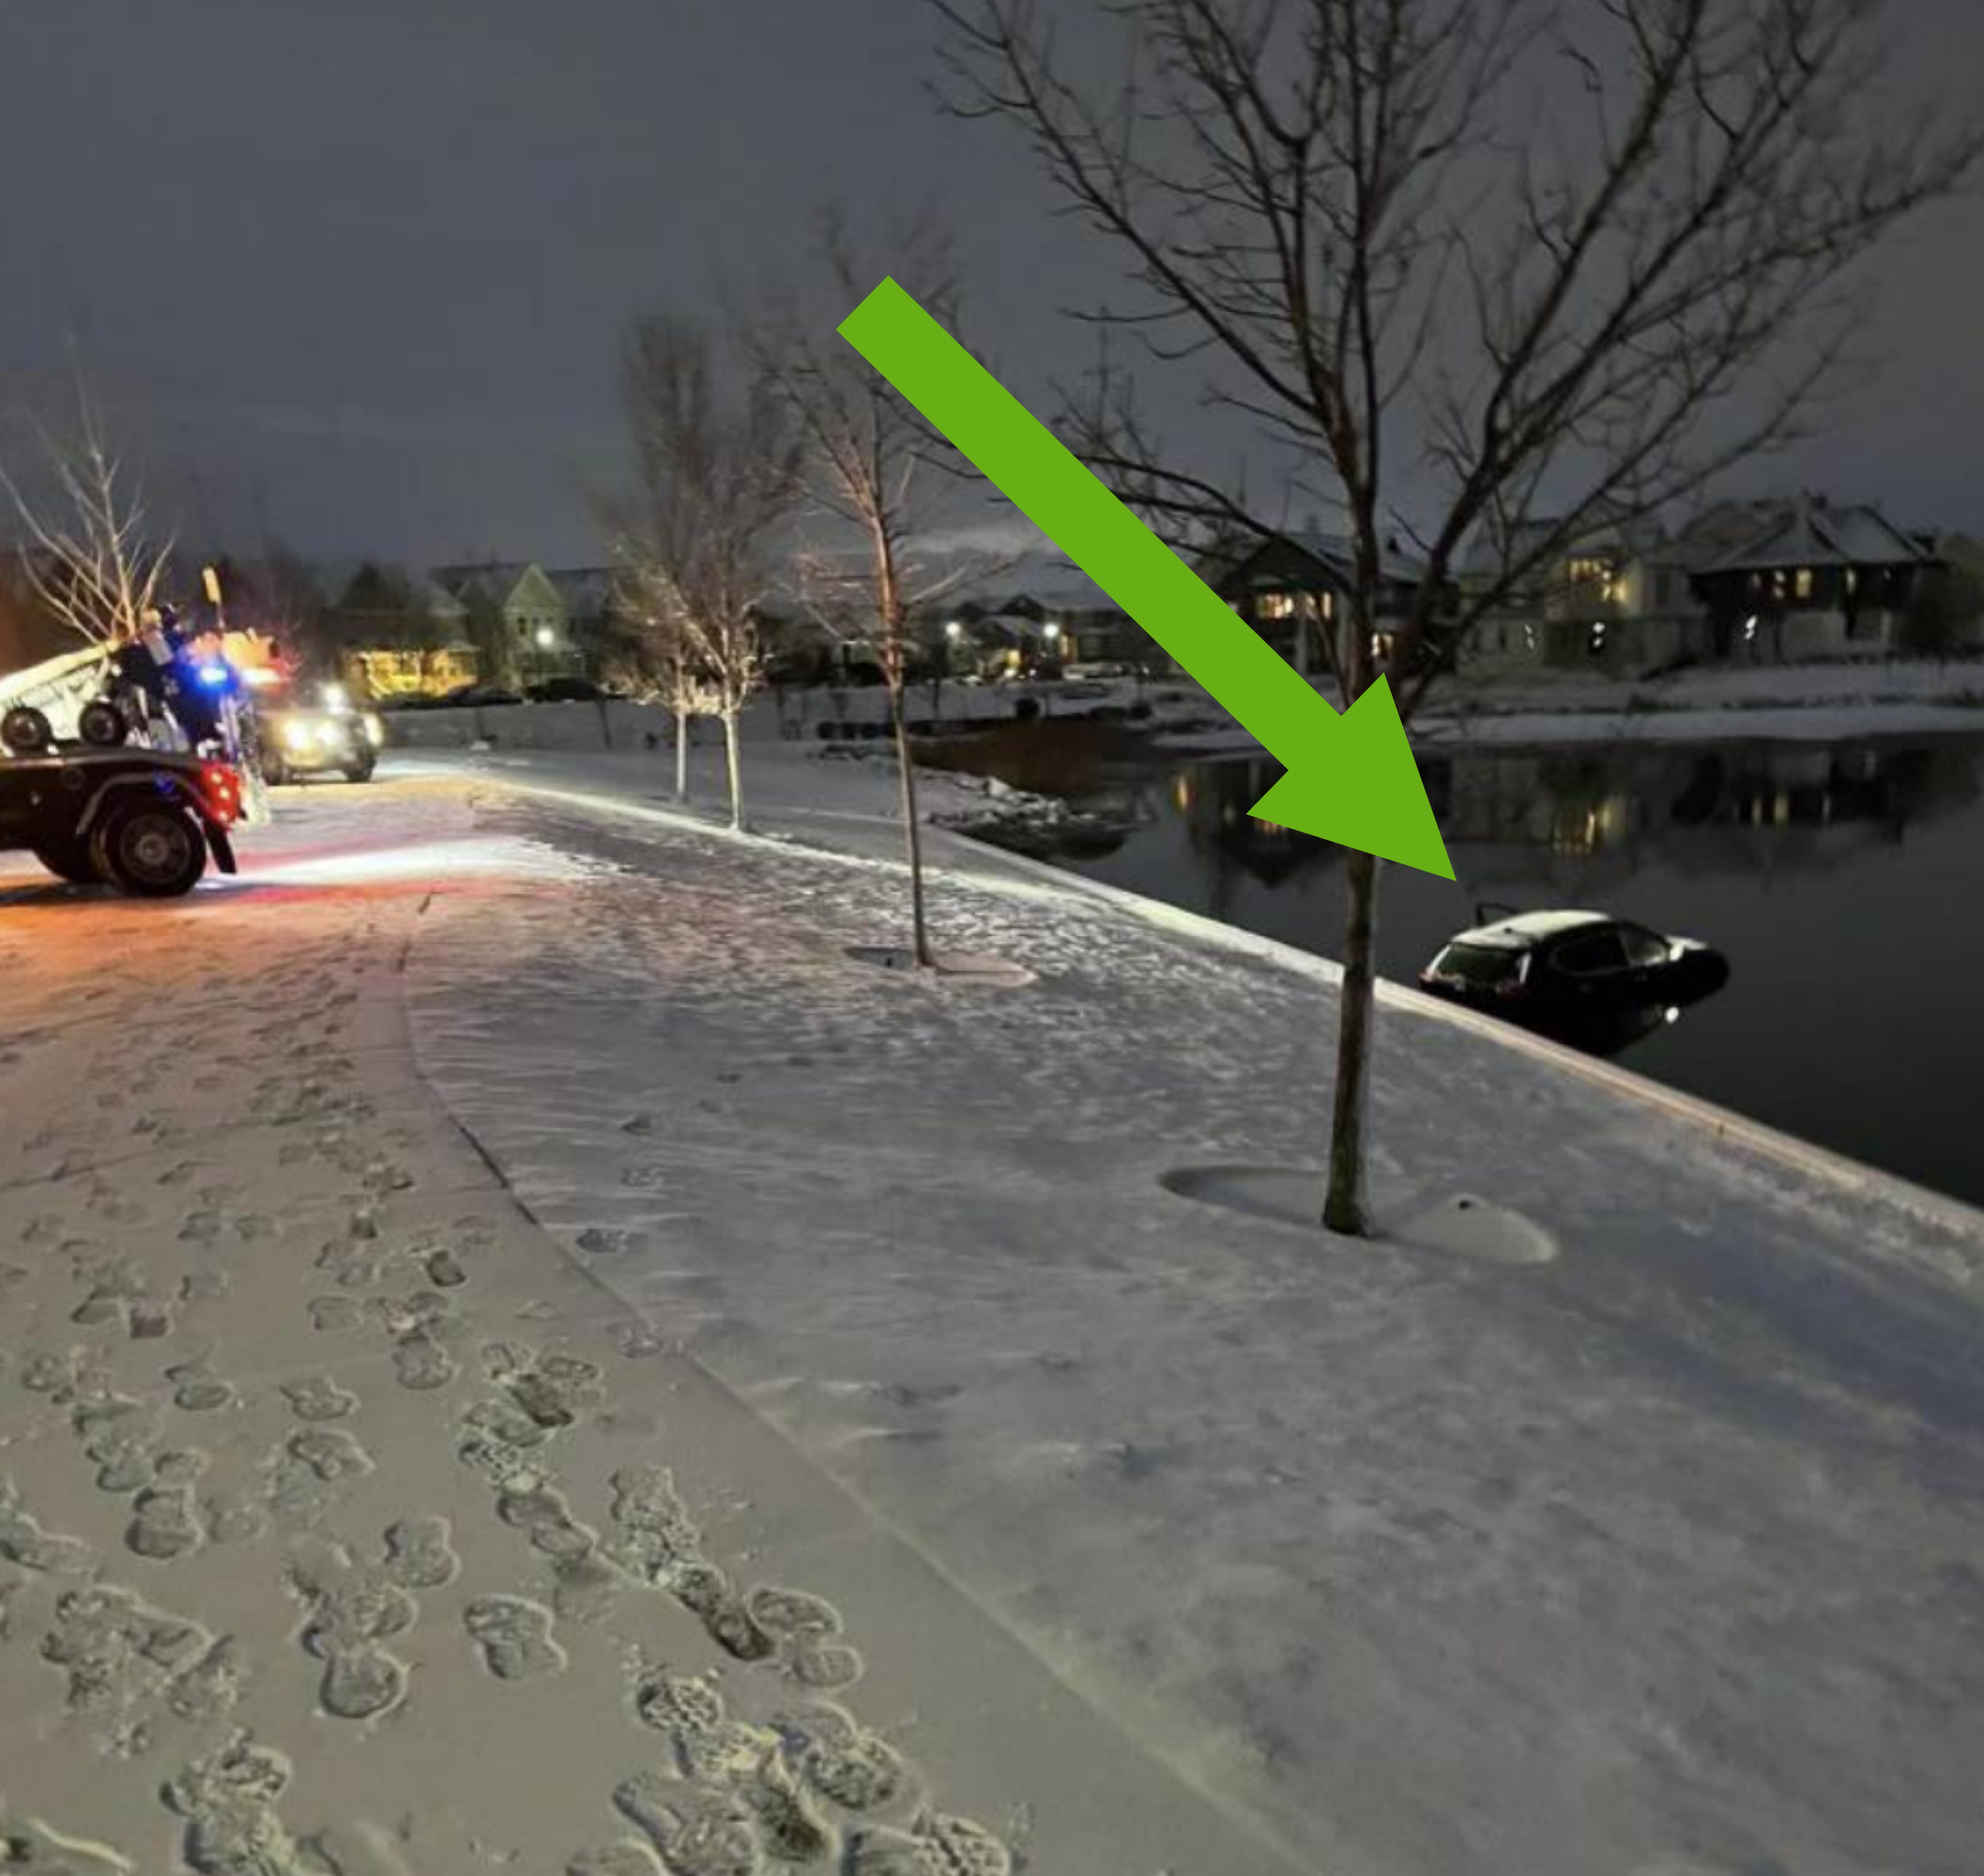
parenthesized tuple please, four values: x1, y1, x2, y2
(952, 726, 1984, 1207)
(1168, 765, 1337, 900)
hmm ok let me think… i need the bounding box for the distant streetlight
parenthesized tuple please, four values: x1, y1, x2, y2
(534, 626, 557, 649)
(1043, 620, 1061, 640)
(945, 619, 963, 639)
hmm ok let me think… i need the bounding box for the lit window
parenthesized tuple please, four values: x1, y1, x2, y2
(1260, 592, 1296, 619)
(1568, 556, 1625, 606)
(1320, 591, 1335, 620)
(1794, 568, 1814, 601)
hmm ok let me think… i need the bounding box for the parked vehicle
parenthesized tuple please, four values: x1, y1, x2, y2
(0, 707, 243, 896)
(254, 680, 381, 785)
(1419, 907, 1730, 1056)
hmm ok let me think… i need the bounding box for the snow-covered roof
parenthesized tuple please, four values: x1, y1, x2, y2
(1688, 498, 1934, 575)
(1458, 510, 1668, 580)
(545, 566, 620, 614)
(992, 554, 1117, 615)
(1206, 528, 1428, 590)
(431, 561, 538, 602)
(1449, 909, 1610, 948)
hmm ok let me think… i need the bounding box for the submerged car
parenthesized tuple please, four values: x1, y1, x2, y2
(1419, 907, 1730, 1057)
(0, 710, 242, 896)
(255, 681, 382, 785)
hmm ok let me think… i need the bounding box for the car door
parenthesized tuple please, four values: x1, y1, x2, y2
(1617, 923, 1673, 996)
(1546, 928, 1635, 1009)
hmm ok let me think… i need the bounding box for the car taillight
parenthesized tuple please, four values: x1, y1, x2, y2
(201, 761, 242, 827)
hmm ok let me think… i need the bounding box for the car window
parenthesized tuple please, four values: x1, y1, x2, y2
(1432, 941, 1524, 986)
(1619, 925, 1671, 968)
(1551, 931, 1630, 975)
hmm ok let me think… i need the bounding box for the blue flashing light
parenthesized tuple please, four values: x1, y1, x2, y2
(196, 663, 230, 687)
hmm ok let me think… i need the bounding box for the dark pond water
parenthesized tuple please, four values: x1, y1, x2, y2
(937, 723, 1984, 1211)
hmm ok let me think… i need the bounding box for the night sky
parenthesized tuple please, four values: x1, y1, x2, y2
(1, 0, 1978, 568)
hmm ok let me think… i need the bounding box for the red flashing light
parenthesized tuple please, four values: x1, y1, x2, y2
(201, 761, 242, 828)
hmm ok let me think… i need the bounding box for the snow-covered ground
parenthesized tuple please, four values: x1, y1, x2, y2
(374, 740, 1984, 1876)
(373, 657, 1984, 775)
(0, 779, 1290, 1876)
(1158, 659, 1984, 753)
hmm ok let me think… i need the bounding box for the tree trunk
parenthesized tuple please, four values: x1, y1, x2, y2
(723, 710, 743, 831)
(1325, 575, 1382, 1237)
(889, 677, 934, 967)
(1323, 846, 1381, 1236)
(674, 706, 689, 801)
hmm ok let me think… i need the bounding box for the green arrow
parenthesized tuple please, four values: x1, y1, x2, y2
(837, 278, 1453, 879)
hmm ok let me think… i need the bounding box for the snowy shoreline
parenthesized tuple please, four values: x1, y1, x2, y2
(390, 745, 1984, 1873)
(418, 740, 1984, 1257)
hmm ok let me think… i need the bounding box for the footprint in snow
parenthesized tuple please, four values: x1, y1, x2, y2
(463, 1595, 567, 1683)
(282, 1377, 358, 1423)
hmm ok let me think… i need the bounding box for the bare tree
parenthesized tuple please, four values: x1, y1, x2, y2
(608, 559, 722, 802)
(754, 205, 1003, 966)
(611, 314, 801, 831)
(934, 0, 1979, 1234)
(0, 369, 172, 647)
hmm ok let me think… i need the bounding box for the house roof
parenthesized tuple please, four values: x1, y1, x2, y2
(988, 553, 1117, 616)
(1206, 528, 1428, 591)
(1458, 509, 1668, 581)
(430, 561, 539, 603)
(544, 567, 621, 614)
(1686, 498, 1935, 575)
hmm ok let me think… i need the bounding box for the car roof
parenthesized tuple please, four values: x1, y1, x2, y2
(1444, 909, 1612, 950)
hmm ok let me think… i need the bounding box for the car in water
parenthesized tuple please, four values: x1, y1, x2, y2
(254, 680, 382, 785)
(0, 707, 243, 896)
(1418, 907, 1730, 1057)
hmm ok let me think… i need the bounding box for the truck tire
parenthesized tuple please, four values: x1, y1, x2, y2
(1, 705, 53, 755)
(77, 700, 129, 747)
(91, 801, 207, 898)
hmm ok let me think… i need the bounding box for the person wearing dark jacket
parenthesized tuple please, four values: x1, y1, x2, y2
(165, 622, 239, 754)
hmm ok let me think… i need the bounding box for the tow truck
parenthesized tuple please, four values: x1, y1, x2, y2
(0, 704, 243, 895)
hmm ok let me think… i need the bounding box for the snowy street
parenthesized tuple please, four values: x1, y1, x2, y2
(5, 748, 1984, 1875)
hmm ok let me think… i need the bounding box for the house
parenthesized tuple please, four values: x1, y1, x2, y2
(1681, 496, 1941, 662)
(1458, 512, 1708, 677)
(546, 566, 638, 678)
(1202, 529, 1449, 682)
(430, 562, 576, 683)
(316, 565, 479, 698)
(984, 557, 1162, 670)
